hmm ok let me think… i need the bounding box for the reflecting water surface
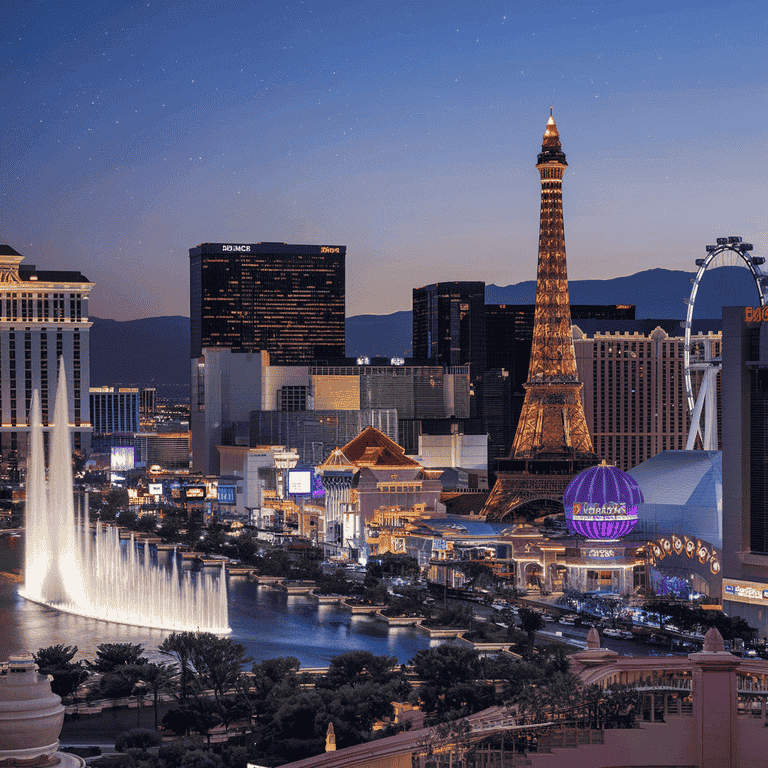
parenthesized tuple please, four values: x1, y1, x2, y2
(1, 540, 438, 667)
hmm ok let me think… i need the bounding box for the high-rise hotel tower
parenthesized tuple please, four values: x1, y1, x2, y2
(189, 242, 345, 364)
(483, 114, 598, 520)
(0, 245, 93, 479)
(189, 241, 345, 474)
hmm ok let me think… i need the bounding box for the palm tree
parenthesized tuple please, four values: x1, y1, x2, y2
(159, 632, 199, 703)
(137, 662, 177, 730)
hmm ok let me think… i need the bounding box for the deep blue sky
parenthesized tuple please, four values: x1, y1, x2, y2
(2, 0, 765, 320)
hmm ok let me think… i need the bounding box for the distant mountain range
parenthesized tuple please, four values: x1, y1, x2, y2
(91, 267, 759, 397)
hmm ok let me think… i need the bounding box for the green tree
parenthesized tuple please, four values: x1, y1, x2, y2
(114, 728, 162, 751)
(159, 632, 200, 703)
(136, 514, 158, 533)
(410, 645, 493, 721)
(188, 633, 251, 703)
(162, 706, 193, 736)
(87, 643, 147, 674)
(643, 600, 675, 630)
(97, 671, 136, 700)
(518, 608, 545, 657)
(33, 645, 89, 701)
(136, 662, 176, 730)
(102, 487, 129, 519)
(317, 651, 401, 690)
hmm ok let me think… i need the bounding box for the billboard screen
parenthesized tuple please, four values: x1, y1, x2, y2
(111, 446, 135, 472)
(217, 485, 237, 504)
(288, 470, 311, 495)
(184, 486, 206, 499)
(148, 483, 163, 496)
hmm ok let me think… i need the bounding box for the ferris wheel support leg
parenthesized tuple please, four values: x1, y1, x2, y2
(704, 367, 719, 451)
(685, 374, 709, 451)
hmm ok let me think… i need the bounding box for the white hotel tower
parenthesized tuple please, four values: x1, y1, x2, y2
(0, 245, 93, 479)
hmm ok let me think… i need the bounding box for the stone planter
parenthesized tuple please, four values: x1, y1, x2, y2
(309, 591, 344, 604)
(254, 575, 283, 585)
(342, 600, 387, 615)
(376, 612, 423, 626)
(457, 635, 512, 652)
(416, 625, 468, 638)
(276, 580, 316, 594)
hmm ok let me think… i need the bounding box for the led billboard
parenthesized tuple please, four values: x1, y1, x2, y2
(148, 483, 163, 496)
(110, 446, 135, 472)
(288, 470, 311, 495)
(217, 485, 237, 504)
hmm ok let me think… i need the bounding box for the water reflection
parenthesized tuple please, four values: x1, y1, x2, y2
(1, 541, 439, 667)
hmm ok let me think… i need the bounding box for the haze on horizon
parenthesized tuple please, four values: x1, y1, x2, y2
(2, 0, 765, 322)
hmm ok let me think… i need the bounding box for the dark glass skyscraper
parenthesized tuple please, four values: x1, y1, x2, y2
(412, 282, 486, 371)
(189, 242, 345, 364)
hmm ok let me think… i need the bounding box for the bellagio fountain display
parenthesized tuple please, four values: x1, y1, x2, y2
(20, 362, 230, 633)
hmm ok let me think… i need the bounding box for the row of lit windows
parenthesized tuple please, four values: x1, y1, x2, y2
(0, 293, 84, 322)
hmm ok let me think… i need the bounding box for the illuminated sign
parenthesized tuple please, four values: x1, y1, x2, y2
(288, 470, 311, 495)
(223, 245, 251, 252)
(723, 578, 768, 606)
(745, 306, 768, 323)
(217, 485, 237, 504)
(563, 463, 642, 541)
(572, 502, 629, 519)
(184, 486, 206, 499)
(320, 247, 340, 253)
(311, 472, 325, 498)
(148, 483, 163, 496)
(588, 548, 617, 558)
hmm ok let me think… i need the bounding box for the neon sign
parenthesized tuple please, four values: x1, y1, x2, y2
(723, 578, 768, 605)
(573, 501, 628, 519)
(744, 306, 768, 323)
(588, 548, 616, 558)
(320, 247, 340, 253)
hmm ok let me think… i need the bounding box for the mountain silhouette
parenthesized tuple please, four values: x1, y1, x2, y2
(91, 267, 762, 397)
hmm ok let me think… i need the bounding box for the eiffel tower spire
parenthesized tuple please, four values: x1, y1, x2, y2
(511, 111, 596, 461)
(483, 112, 598, 522)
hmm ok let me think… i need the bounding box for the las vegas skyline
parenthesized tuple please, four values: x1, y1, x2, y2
(2, 0, 765, 322)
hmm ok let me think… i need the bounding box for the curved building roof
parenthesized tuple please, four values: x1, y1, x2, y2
(628, 450, 721, 548)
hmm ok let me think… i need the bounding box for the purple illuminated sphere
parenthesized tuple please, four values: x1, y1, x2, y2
(563, 462, 643, 539)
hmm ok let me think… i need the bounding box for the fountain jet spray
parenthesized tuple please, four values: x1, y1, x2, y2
(20, 359, 229, 633)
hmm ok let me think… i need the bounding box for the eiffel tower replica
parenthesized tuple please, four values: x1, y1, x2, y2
(483, 111, 598, 521)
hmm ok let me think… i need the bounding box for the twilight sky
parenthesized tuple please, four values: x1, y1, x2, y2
(2, 0, 766, 321)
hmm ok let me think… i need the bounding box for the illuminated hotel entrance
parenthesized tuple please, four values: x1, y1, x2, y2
(563, 544, 645, 595)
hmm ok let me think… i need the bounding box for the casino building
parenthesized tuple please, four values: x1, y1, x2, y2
(0, 245, 92, 479)
(722, 305, 768, 641)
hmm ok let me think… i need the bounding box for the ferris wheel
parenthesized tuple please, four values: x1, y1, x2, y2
(684, 236, 768, 451)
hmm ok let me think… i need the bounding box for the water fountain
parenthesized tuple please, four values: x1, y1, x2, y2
(19, 361, 229, 633)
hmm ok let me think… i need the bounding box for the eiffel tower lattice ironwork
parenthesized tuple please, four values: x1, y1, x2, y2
(483, 112, 598, 521)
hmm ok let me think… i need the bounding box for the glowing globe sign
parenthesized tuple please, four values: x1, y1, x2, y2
(563, 461, 643, 540)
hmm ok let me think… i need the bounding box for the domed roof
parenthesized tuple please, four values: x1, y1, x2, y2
(564, 461, 644, 507)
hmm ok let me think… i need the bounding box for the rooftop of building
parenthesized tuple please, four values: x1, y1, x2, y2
(330, 426, 422, 469)
(628, 450, 722, 548)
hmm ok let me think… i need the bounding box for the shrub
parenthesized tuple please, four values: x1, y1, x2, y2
(115, 728, 162, 751)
